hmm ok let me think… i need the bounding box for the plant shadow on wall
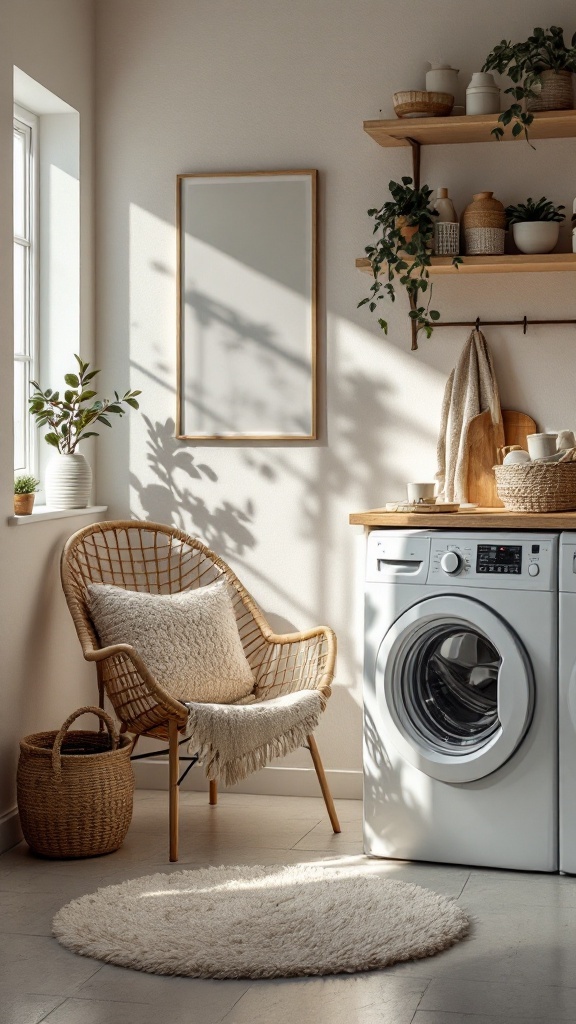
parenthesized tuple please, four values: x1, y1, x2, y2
(130, 415, 256, 558)
(181, 281, 308, 435)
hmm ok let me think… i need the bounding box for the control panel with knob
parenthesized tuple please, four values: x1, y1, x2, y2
(440, 550, 463, 576)
(528, 563, 540, 577)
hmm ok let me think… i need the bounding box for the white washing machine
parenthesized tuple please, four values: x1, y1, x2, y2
(364, 529, 558, 872)
(559, 532, 576, 873)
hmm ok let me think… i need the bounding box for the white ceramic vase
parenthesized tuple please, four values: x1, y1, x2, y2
(466, 72, 500, 115)
(426, 62, 459, 98)
(45, 452, 92, 509)
(512, 221, 560, 255)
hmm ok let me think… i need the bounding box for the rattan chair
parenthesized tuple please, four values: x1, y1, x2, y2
(61, 520, 340, 861)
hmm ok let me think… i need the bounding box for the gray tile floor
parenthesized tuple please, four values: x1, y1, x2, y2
(1, 789, 576, 1023)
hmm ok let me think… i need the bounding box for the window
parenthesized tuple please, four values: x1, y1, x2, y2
(13, 105, 38, 475)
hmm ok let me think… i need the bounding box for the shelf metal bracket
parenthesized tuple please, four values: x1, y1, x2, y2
(406, 138, 421, 189)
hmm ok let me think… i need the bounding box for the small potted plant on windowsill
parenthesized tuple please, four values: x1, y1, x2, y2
(505, 196, 566, 254)
(483, 26, 576, 145)
(29, 355, 141, 510)
(358, 177, 461, 349)
(14, 475, 40, 516)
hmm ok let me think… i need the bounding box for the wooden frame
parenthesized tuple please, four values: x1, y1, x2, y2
(176, 170, 317, 440)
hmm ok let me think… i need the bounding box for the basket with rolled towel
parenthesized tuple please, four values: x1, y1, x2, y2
(494, 447, 576, 513)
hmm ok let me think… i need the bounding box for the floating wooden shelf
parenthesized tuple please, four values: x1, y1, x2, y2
(356, 253, 576, 276)
(364, 109, 576, 148)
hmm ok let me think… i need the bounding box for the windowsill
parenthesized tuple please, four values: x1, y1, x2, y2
(7, 504, 107, 526)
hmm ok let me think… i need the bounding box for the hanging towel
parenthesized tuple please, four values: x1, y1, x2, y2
(436, 329, 503, 503)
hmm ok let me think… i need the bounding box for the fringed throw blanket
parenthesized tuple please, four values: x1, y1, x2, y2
(184, 689, 326, 787)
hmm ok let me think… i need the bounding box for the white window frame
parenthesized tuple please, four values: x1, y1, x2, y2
(13, 103, 39, 478)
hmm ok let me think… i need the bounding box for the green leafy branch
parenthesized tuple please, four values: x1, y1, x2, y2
(358, 177, 461, 346)
(483, 26, 576, 145)
(29, 354, 141, 454)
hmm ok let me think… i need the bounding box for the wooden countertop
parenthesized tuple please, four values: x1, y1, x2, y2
(349, 507, 576, 529)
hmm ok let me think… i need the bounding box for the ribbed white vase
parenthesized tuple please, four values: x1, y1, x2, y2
(45, 453, 92, 509)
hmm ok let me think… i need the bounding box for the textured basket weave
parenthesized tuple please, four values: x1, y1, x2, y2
(434, 222, 459, 255)
(494, 462, 576, 512)
(527, 70, 573, 111)
(465, 227, 505, 255)
(17, 706, 134, 859)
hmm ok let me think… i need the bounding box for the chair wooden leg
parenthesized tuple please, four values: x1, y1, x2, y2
(209, 780, 218, 805)
(168, 718, 179, 862)
(307, 733, 341, 833)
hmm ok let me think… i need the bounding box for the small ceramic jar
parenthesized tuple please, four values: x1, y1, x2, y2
(466, 72, 500, 115)
(426, 62, 459, 98)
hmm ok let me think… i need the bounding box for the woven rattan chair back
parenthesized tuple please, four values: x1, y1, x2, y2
(61, 521, 334, 732)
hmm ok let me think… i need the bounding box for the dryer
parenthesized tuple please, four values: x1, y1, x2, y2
(364, 529, 558, 871)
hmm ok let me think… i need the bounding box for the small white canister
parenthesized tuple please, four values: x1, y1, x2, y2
(426, 62, 459, 98)
(466, 72, 500, 115)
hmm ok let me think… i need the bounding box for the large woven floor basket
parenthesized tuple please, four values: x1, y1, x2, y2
(494, 462, 576, 513)
(17, 707, 134, 859)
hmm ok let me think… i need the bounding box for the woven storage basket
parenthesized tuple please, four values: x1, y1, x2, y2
(494, 461, 576, 513)
(527, 70, 573, 111)
(465, 227, 505, 255)
(17, 706, 134, 858)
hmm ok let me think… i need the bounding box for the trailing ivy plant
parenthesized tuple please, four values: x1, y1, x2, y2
(29, 354, 141, 454)
(358, 177, 461, 345)
(505, 196, 566, 225)
(483, 26, 576, 145)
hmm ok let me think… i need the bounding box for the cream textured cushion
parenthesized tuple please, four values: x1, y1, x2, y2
(87, 580, 255, 704)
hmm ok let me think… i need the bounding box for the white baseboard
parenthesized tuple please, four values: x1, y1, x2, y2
(133, 760, 362, 801)
(0, 806, 22, 854)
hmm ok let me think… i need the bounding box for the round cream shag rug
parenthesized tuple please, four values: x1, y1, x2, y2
(53, 862, 469, 979)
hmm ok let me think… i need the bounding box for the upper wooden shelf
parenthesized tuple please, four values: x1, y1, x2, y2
(356, 253, 576, 275)
(364, 109, 576, 148)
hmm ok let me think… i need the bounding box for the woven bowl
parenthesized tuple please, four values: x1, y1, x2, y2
(494, 462, 576, 513)
(393, 91, 454, 118)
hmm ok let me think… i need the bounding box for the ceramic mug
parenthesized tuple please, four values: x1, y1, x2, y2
(407, 482, 436, 504)
(557, 430, 576, 451)
(527, 433, 558, 460)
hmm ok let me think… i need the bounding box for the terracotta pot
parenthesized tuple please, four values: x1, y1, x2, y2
(14, 493, 35, 515)
(527, 70, 574, 112)
(395, 217, 419, 245)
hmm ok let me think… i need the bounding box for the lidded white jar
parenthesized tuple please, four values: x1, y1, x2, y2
(466, 72, 500, 115)
(426, 62, 459, 98)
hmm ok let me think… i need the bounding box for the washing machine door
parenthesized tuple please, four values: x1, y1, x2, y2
(376, 594, 534, 783)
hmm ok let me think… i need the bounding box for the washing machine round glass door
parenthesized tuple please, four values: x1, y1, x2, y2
(376, 594, 534, 783)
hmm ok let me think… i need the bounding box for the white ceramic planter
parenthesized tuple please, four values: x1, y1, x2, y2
(45, 453, 92, 509)
(512, 221, 560, 255)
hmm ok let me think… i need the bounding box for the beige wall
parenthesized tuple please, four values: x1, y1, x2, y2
(94, 0, 576, 793)
(0, 0, 97, 844)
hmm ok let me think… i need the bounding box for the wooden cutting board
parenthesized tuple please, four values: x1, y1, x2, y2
(466, 408, 536, 508)
(502, 410, 537, 452)
(466, 410, 504, 508)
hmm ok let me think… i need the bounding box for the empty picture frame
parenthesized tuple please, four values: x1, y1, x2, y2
(177, 170, 317, 440)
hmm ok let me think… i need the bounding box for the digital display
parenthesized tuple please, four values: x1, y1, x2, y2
(476, 544, 522, 574)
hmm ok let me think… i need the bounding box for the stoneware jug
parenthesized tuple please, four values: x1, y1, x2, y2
(426, 62, 459, 98)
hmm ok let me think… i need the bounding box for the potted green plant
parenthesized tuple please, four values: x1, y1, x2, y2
(13, 474, 40, 516)
(29, 354, 141, 509)
(505, 196, 566, 254)
(483, 26, 576, 144)
(358, 177, 460, 348)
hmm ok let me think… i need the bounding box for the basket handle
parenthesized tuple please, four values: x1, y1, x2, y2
(52, 706, 119, 782)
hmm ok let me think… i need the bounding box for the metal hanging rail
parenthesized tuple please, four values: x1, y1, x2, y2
(439, 316, 576, 332)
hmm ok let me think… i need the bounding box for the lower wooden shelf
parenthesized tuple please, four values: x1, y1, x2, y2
(356, 253, 576, 275)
